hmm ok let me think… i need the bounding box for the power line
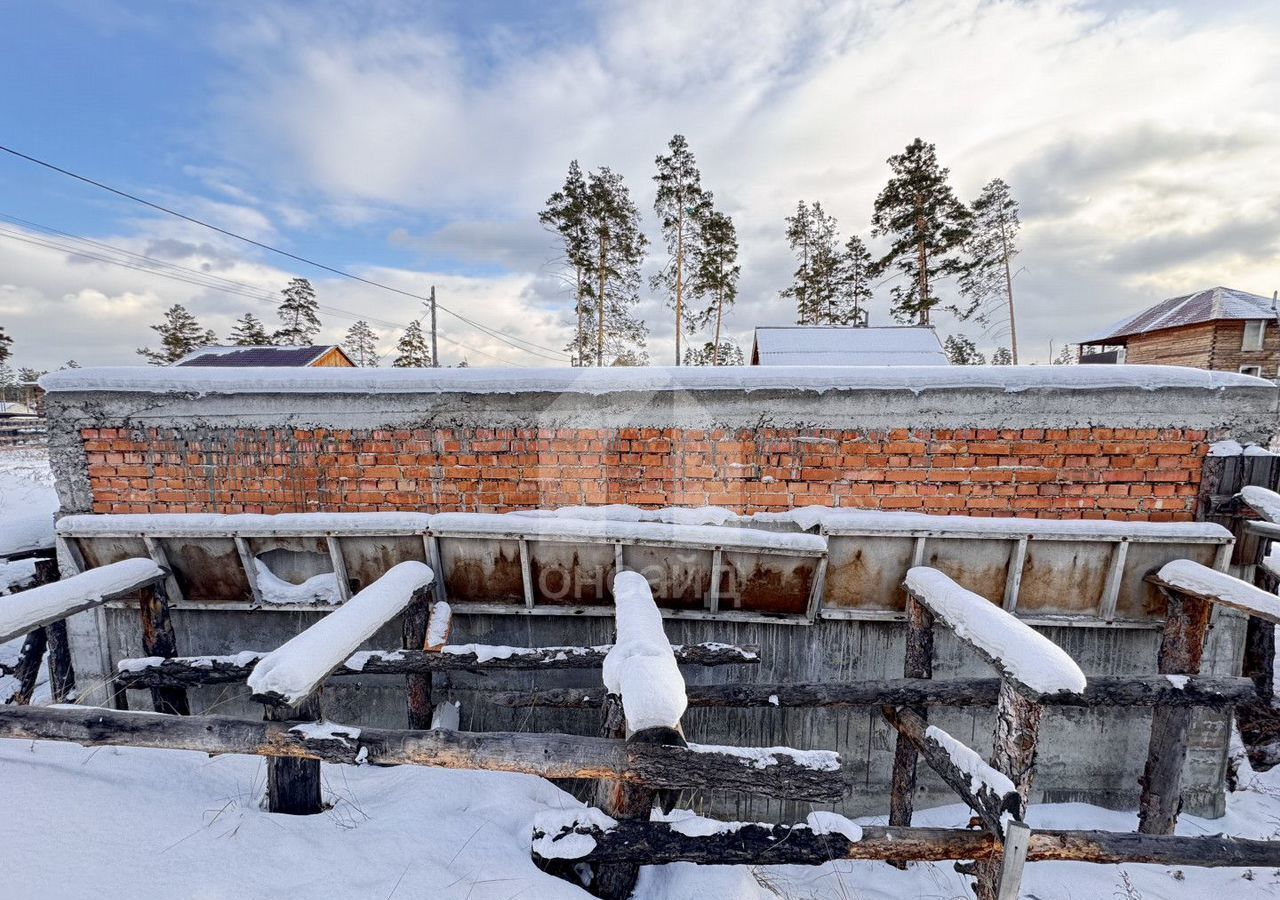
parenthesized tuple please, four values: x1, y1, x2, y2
(0, 144, 569, 361)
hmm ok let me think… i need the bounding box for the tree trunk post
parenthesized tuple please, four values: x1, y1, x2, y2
(32, 557, 77, 703)
(6, 627, 48, 705)
(402, 589, 438, 730)
(889, 594, 934, 827)
(1138, 590, 1212, 835)
(137, 582, 189, 716)
(975, 680, 1043, 900)
(264, 693, 324, 815)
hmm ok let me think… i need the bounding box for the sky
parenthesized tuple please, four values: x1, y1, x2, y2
(0, 0, 1277, 371)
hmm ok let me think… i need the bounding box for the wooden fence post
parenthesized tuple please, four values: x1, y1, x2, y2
(5, 557, 61, 705)
(1138, 589, 1212, 835)
(264, 693, 324, 815)
(402, 591, 443, 729)
(32, 558, 77, 703)
(889, 594, 934, 827)
(137, 582, 190, 716)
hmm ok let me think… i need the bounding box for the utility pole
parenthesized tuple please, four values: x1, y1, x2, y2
(429, 285, 439, 368)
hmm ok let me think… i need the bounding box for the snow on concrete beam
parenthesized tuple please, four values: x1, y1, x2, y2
(1153, 559, 1280, 624)
(603, 571, 687, 733)
(904, 567, 1087, 698)
(247, 561, 434, 707)
(0, 558, 165, 643)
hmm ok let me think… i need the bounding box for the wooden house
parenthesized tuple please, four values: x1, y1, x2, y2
(1079, 286, 1280, 377)
(173, 345, 355, 368)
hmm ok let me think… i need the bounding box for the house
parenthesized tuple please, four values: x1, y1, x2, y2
(1078, 286, 1280, 377)
(0, 401, 37, 419)
(750, 326, 949, 366)
(173, 345, 355, 368)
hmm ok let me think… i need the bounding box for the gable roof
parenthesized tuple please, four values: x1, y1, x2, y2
(751, 326, 949, 366)
(173, 345, 351, 368)
(1081, 287, 1278, 344)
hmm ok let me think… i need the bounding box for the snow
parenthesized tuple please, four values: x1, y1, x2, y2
(507, 504, 737, 526)
(685, 742, 842, 772)
(118, 650, 264, 673)
(603, 571, 687, 731)
(1241, 485, 1280, 524)
(40, 363, 1270, 397)
(803, 810, 863, 843)
(1210, 439, 1245, 457)
(0, 446, 58, 558)
(0, 558, 37, 595)
(426, 600, 451, 648)
(530, 807, 619, 860)
(752, 325, 949, 366)
(431, 512, 826, 553)
(58, 511, 434, 537)
(925, 724, 1017, 799)
(288, 722, 362, 745)
(0, 557, 164, 644)
(246, 561, 434, 705)
(759, 506, 1233, 540)
(905, 566, 1088, 696)
(1157, 559, 1280, 621)
(253, 559, 342, 606)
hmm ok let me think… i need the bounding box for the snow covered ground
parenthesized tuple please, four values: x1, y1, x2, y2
(0, 735, 1276, 900)
(0, 444, 57, 703)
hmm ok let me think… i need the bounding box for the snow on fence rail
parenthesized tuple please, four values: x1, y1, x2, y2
(0, 558, 164, 644)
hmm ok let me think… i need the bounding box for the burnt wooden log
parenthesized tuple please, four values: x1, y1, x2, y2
(488, 675, 1254, 711)
(137, 583, 189, 716)
(531, 818, 1280, 868)
(4, 627, 48, 706)
(114, 641, 761, 690)
(403, 598, 450, 730)
(31, 558, 76, 703)
(265, 694, 323, 815)
(883, 706, 1019, 837)
(1139, 590, 1213, 836)
(0, 704, 846, 800)
(889, 594, 933, 828)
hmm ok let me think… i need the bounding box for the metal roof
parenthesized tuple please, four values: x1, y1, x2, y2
(1081, 287, 1278, 344)
(751, 326, 949, 366)
(173, 345, 348, 367)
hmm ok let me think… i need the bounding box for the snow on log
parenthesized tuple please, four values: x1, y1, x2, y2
(247, 561, 434, 706)
(0, 705, 845, 800)
(0, 513, 56, 561)
(904, 567, 1087, 698)
(1154, 560, 1280, 624)
(489, 675, 1252, 711)
(425, 601, 452, 650)
(1241, 485, 1280, 524)
(113, 642, 759, 689)
(529, 817, 1280, 868)
(0, 558, 164, 643)
(603, 571, 687, 732)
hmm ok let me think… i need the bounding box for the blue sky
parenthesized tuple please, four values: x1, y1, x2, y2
(0, 0, 1277, 370)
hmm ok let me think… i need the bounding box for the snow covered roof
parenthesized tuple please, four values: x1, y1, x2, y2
(38, 364, 1272, 396)
(751, 326, 949, 366)
(0, 402, 36, 417)
(173, 345, 352, 367)
(1081, 287, 1278, 344)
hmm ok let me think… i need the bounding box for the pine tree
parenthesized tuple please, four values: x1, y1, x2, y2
(683, 339, 744, 366)
(229, 312, 271, 346)
(539, 161, 594, 366)
(343, 320, 380, 367)
(871, 139, 972, 325)
(652, 135, 712, 365)
(584, 167, 648, 366)
(781, 201, 842, 325)
(274, 277, 322, 346)
(954, 179, 1022, 361)
(943, 334, 986, 365)
(835, 235, 874, 326)
(392, 320, 432, 368)
(137, 304, 217, 365)
(16, 367, 44, 383)
(0, 326, 11, 368)
(990, 346, 1013, 365)
(690, 209, 740, 365)
(1052, 343, 1077, 365)
(60, 360, 80, 370)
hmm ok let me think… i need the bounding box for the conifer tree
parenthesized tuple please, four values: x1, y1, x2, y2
(585, 167, 648, 366)
(835, 235, 874, 327)
(652, 135, 711, 364)
(229, 312, 271, 346)
(137, 304, 216, 365)
(943, 333, 985, 365)
(683, 339, 744, 366)
(954, 178, 1022, 361)
(1052, 343, 1077, 365)
(871, 139, 972, 325)
(274, 277, 322, 346)
(392, 320, 432, 368)
(690, 209, 740, 365)
(60, 360, 80, 370)
(781, 201, 845, 325)
(0, 326, 11, 368)
(539, 161, 594, 366)
(990, 346, 1013, 365)
(343, 320, 380, 367)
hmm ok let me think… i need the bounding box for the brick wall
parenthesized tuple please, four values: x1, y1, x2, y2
(79, 424, 1209, 521)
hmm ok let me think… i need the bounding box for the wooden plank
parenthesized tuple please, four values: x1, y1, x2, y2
(136, 582, 190, 716)
(233, 536, 264, 606)
(518, 539, 534, 610)
(325, 537, 352, 602)
(1099, 539, 1129, 621)
(423, 535, 447, 604)
(996, 821, 1032, 900)
(889, 593, 933, 828)
(1002, 537, 1027, 612)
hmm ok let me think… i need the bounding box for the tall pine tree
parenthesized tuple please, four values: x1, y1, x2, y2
(585, 167, 648, 366)
(690, 208, 740, 365)
(539, 161, 594, 366)
(137, 304, 216, 365)
(943, 333, 985, 365)
(343, 320, 380, 367)
(835, 235, 874, 326)
(0, 326, 11, 368)
(229, 312, 271, 345)
(781, 201, 843, 325)
(652, 135, 711, 365)
(683, 339, 744, 366)
(871, 139, 972, 325)
(392, 320, 432, 368)
(954, 178, 1022, 361)
(274, 277, 322, 346)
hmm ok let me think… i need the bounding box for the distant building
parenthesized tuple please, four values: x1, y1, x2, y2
(750, 326, 949, 366)
(1078, 286, 1279, 377)
(0, 401, 37, 419)
(173, 345, 355, 368)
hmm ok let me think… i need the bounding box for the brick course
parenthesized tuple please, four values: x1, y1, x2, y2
(78, 424, 1210, 521)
